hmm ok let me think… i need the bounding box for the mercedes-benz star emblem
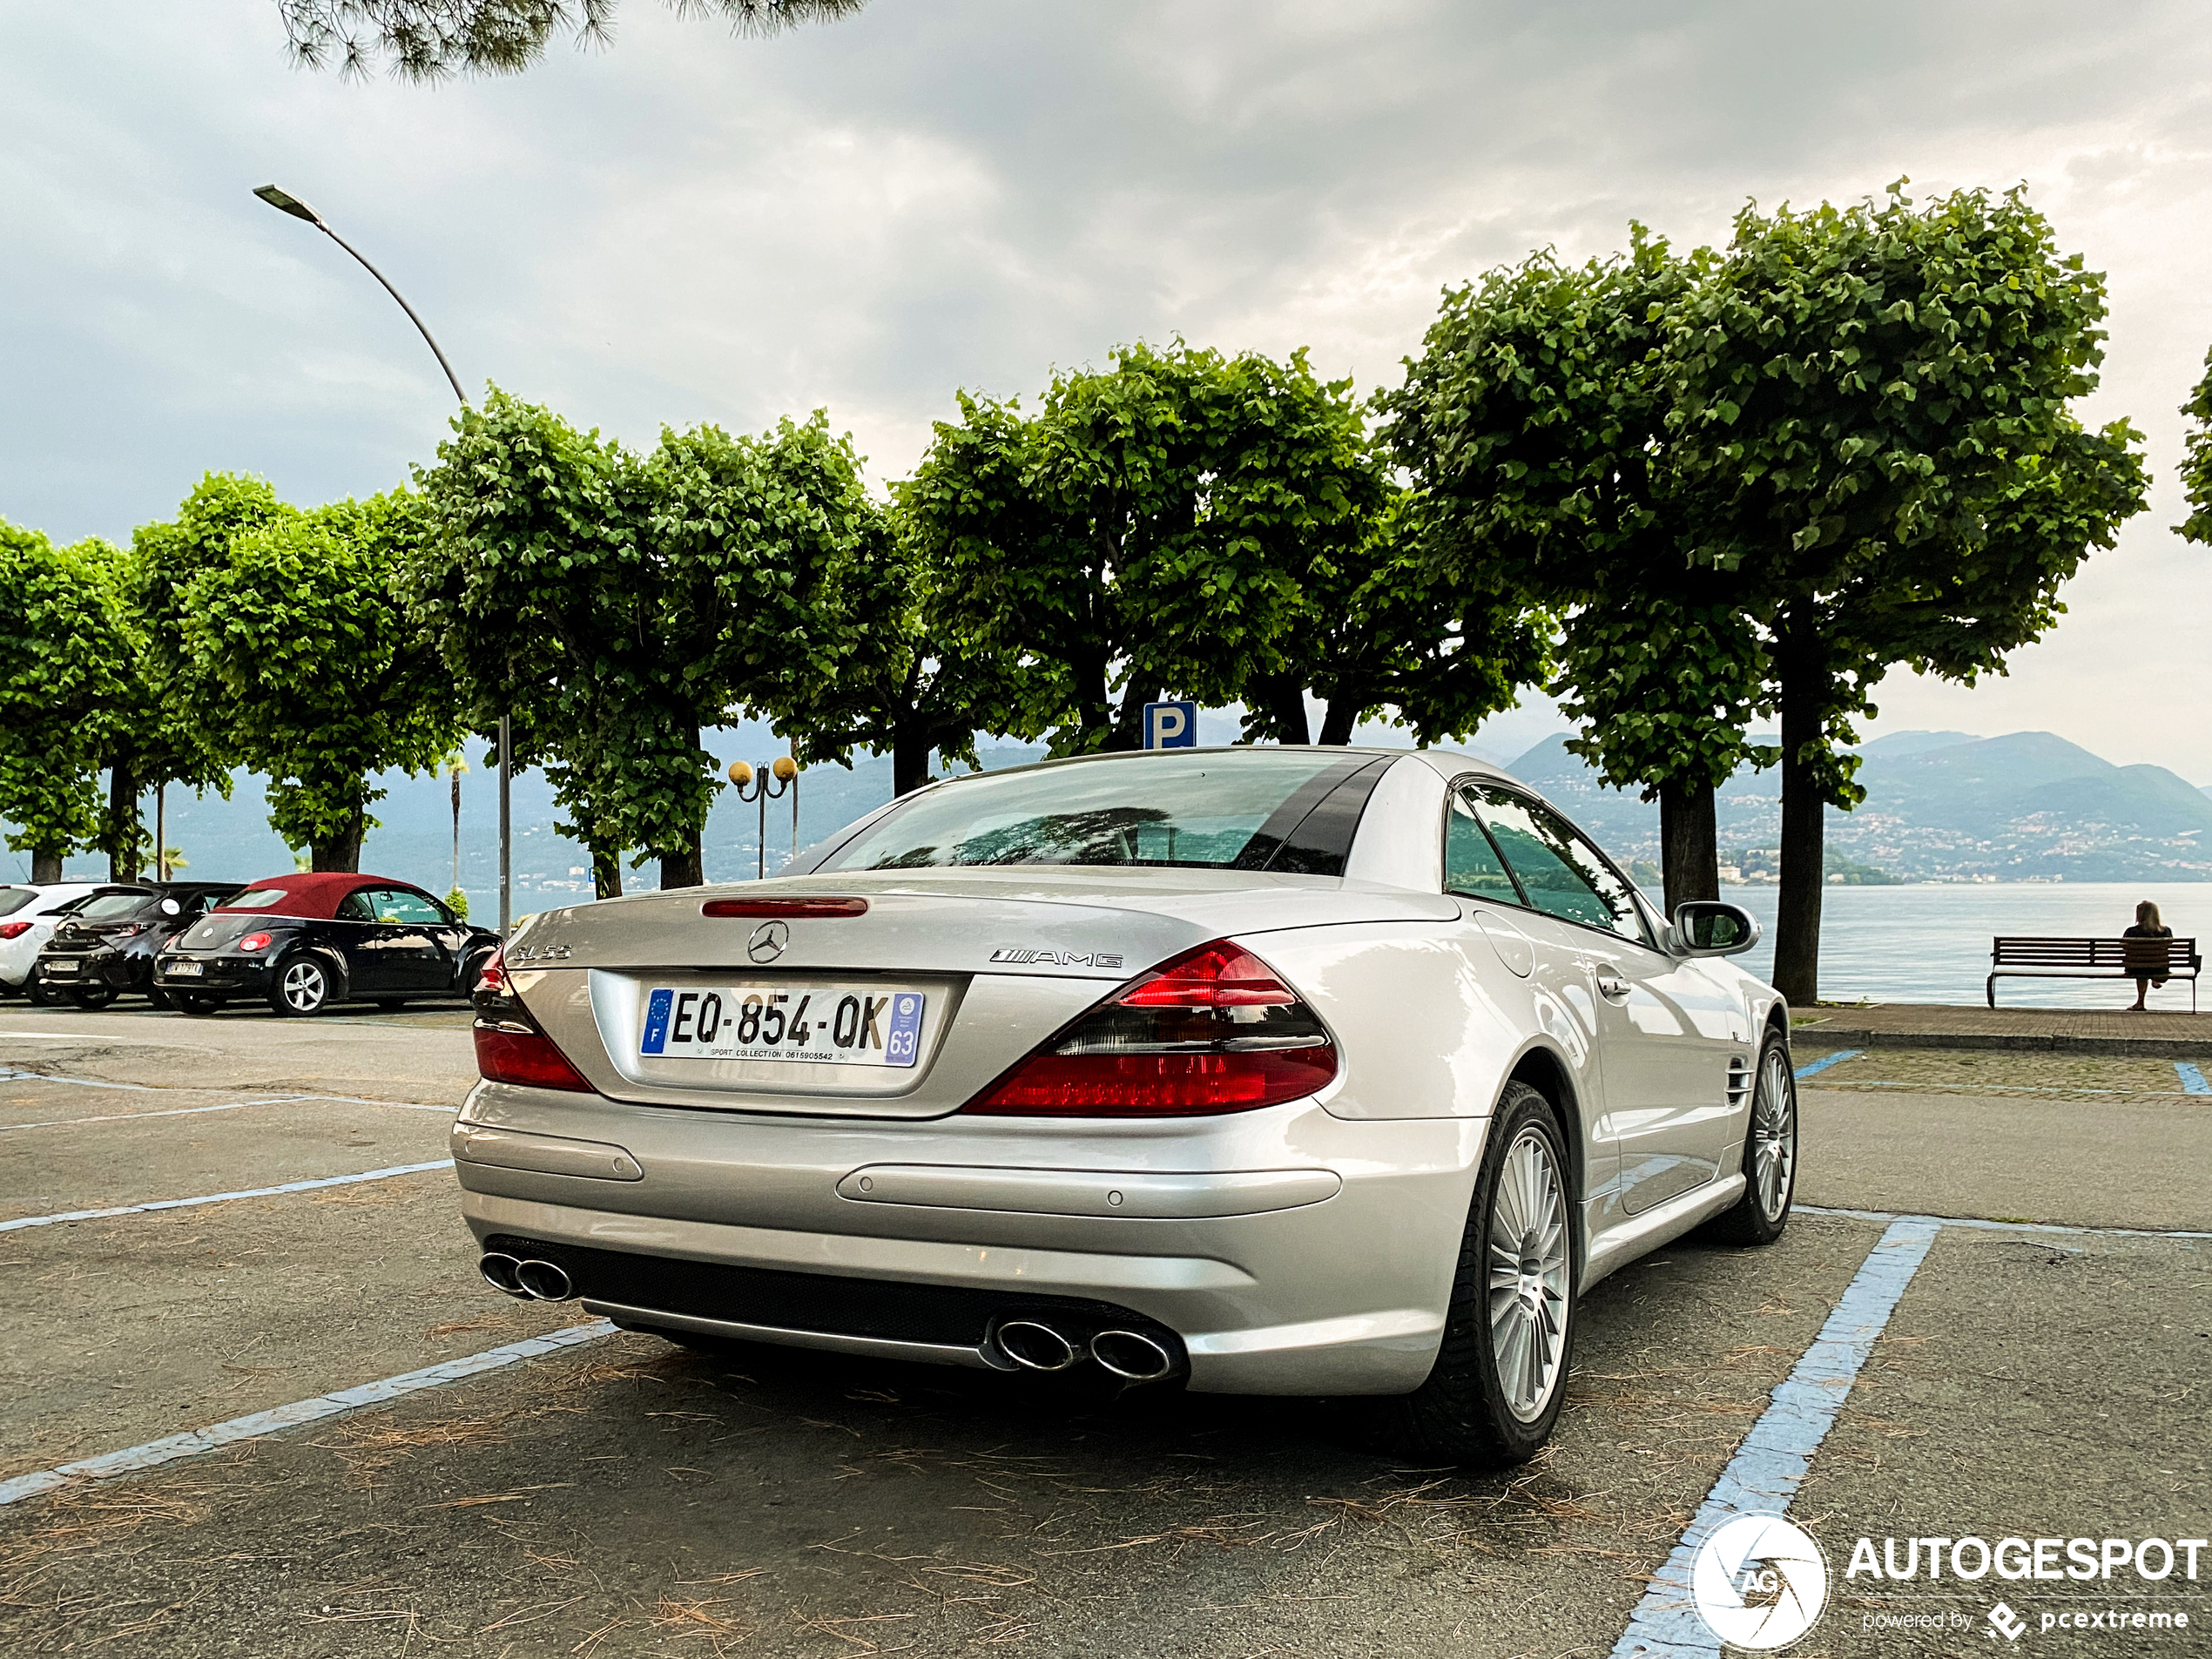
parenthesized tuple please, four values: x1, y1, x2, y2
(747, 920, 790, 963)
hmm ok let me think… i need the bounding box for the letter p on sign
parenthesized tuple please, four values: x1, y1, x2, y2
(1144, 700, 1198, 749)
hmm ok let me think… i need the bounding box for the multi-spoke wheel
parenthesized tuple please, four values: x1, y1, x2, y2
(268, 955, 332, 1017)
(1702, 1028, 1797, 1245)
(1378, 1081, 1579, 1466)
(1487, 1126, 1572, 1422)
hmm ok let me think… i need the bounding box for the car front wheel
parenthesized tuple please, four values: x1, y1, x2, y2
(270, 956, 333, 1017)
(1377, 1081, 1577, 1467)
(1698, 1029, 1797, 1246)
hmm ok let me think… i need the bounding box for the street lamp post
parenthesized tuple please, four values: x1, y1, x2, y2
(253, 184, 514, 939)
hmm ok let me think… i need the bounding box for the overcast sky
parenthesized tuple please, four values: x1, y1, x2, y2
(5, 1, 2209, 778)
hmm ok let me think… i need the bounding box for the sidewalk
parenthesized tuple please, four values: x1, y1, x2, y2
(1793, 1001, 2212, 1058)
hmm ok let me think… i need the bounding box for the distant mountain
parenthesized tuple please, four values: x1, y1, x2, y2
(1503, 729, 2212, 882)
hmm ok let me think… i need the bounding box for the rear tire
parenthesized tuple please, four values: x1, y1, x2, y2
(147, 988, 172, 1011)
(1697, 1029, 1797, 1246)
(375, 998, 406, 1012)
(269, 955, 332, 1016)
(71, 986, 118, 1011)
(1372, 1082, 1577, 1467)
(28, 980, 63, 1007)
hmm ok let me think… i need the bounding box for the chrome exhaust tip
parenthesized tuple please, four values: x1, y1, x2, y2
(478, 1251, 526, 1296)
(514, 1258, 575, 1302)
(1089, 1329, 1176, 1383)
(994, 1318, 1080, 1372)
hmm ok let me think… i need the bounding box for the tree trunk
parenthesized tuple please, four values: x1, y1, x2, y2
(1076, 648, 1113, 750)
(1658, 778, 1720, 920)
(1251, 672, 1309, 745)
(660, 838, 704, 891)
(1317, 694, 1360, 745)
(1772, 612, 1825, 1007)
(106, 763, 140, 882)
(893, 725, 933, 796)
(30, 848, 63, 883)
(1107, 678, 1158, 752)
(311, 813, 362, 873)
(592, 846, 624, 900)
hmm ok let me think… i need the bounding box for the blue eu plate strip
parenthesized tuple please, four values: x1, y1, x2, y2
(640, 988, 674, 1055)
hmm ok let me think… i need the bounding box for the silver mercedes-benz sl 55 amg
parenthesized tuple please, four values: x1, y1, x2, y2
(455, 745, 1795, 1465)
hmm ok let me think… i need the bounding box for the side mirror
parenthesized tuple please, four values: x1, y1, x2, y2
(159, 898, 182, 917)
(1671, 900, 1761, 957)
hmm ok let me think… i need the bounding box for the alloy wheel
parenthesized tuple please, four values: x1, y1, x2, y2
(280, 961, 327, 1013)
(1485, 1127, 1571, 1422)
(1751, 1048, 1797, 1221)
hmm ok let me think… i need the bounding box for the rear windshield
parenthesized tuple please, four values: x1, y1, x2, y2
(78, 891, 158, 921)
(0, 888, 35, 917)
(818, 751, 1360, 872)
(178, 913, 271, 951)
(221, 888, 293, 911)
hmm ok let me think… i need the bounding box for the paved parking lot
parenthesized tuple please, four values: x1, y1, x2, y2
(1, 1008, 2205, 1656)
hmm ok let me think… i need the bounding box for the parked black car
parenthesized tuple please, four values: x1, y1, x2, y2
(153, 873, 499, 1016)
(31, 883, 246, 1010)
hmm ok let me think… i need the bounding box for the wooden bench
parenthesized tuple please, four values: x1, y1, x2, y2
(1987, 936, 2202, 1010)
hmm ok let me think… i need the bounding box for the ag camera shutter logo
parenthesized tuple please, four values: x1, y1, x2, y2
(1690, 1513, 1831, 1650)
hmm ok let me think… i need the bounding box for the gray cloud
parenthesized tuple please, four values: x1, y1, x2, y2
(4, 0, 2210, 769)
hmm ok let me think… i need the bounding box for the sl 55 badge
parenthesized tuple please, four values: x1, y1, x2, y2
(990, 947, 1123, 968)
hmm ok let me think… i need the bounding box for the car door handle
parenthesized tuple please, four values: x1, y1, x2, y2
(1595, 972, 1631, 1002)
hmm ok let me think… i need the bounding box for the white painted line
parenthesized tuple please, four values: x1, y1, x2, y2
(0, 1320, 616, 1508)
(1797, 1202, 2212, 1241)
(0, 1160, 454, 1233)
(0, 1067, 152, 1092)
(0, 1096, 311, 1133)
(0, 1029, 217, 1049)
(0, 1067, 461, 1114)
(1791, 1049, 1860, 1080)
(1610, 1218, 1941, 1659)
(2177, 1062, 2209, 1096)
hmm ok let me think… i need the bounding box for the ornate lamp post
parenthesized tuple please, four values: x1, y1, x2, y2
(727, 758, 800, 880)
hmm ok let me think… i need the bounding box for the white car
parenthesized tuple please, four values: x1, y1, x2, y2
(454, 747, 1795, 1465)
(0, 884, 109, 997)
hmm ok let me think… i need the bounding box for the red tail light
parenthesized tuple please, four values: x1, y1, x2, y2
(469, 945, 592, 1092)
(0, 922, 30, 941)
(473, 1024, 594, 1092)
(963, 939, 1337, 1116)
(238, 932, 273, 953)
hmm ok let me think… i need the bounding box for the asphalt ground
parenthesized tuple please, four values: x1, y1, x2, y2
(0, 1006, 2205, 1657)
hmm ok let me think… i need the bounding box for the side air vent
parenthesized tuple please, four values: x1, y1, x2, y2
(1725, 1055, 1753, 1109)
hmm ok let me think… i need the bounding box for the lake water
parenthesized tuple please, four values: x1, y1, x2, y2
(1713, 882, 2207, 1009)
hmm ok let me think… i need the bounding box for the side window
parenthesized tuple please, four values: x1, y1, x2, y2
(368, 888, 444, 926)
(1468, 787, 1650, 947)
(335, 892, 377, 923)
(1445, 786, 1522, 902)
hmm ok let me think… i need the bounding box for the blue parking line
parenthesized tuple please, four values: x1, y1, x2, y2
(1610, 1218, 1941, 1658)
(0, 1320, 617, 1507)
(1792, 1049, 1860, 1080)
(2176, 1062, 2209, 1096)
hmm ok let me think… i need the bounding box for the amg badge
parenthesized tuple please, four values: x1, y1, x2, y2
(990, 947, 1123, 968)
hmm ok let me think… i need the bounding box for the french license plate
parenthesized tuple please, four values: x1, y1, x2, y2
(639, 985, 927, 1068)
(43, 961, 78, 977)
(168, 960, 205, 977)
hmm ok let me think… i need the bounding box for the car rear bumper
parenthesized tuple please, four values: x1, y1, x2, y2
(153, 954, 272, 995)
(35, 951, 146, 990)
(454, 1081, 1490, 1395)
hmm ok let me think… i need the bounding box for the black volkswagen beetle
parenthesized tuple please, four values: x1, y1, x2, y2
(154, 873, 499, 1016)
(31, 882, 246, 1009)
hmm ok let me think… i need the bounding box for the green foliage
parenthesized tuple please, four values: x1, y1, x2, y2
(408, 389, 880, 880)
(445, 886, 469, 919)
(910, 341, 1399, 753)
(2180, 345, 2212, 544)
(0, 522, 134, 866)
(183, 490, 460, 867)
(279, 0, 867, 80)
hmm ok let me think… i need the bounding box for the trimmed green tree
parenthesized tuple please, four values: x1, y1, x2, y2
(183, 491, 460, 870)
(1667, 185, 2148, 1002)
(2182, 344, 2212, 543)
(0, 523, 133, 881)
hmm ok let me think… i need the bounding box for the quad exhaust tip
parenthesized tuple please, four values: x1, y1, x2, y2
(994, 1318, 1080, 1372)
(480, 1251, 574, 1302)
(1089, 1328, 1175, 1383)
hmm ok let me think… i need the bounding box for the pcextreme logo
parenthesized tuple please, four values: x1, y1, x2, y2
(1690, 1513, 1831, 1651)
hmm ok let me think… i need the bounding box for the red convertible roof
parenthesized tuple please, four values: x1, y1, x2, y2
(213, 873, 419, 921)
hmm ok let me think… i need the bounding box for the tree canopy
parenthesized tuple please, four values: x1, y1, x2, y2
(277, 0, 866, 80)
(2182, 344, 2212, 545)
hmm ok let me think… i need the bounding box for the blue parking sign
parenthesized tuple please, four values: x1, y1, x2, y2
(1144, 700, 1198, 749)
